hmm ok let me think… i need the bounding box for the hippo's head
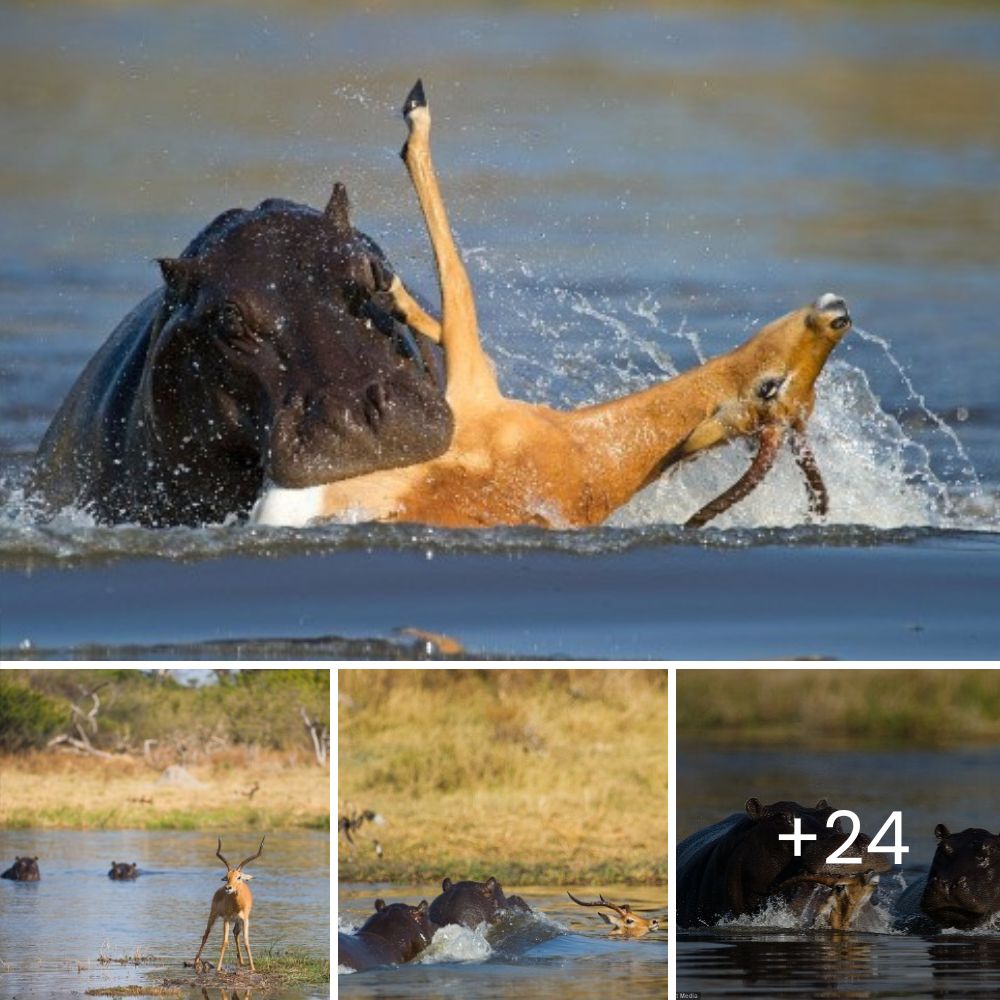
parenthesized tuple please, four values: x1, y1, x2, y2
(108, 861, 138, 880)
(428, 876, 530, 929)
(921, 825, 1000, 930)
(360, 898, 436, 962)
(735, 799, 891, 924)
(143, 186, 453, 492)
(2, 856, 40, 881)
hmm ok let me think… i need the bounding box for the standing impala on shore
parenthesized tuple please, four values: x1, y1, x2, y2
(194, 837, 265, 973)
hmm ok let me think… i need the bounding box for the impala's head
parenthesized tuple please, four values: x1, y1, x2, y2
(216, 836, 264, 894)
(679, 293, 852, 457)
(567, 891, 661, 937)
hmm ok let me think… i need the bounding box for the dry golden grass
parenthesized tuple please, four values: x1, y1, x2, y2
(678, 669, 1000, 746)
(0, 749, 329, 830)
(338, 669, 667, 885)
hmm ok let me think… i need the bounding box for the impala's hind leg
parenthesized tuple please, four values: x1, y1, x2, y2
(385, 275, 442, 344)
(400, 80, 500, 413)
(194, 911, 217, 970)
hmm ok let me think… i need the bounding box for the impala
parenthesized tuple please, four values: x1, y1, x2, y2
(567, 891, 661, 936)
(194, 837, 264, 973)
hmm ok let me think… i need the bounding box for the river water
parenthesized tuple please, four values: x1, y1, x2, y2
(339, 882, 666, 999)
(677, 744, 1000, 999)
(0, 828, 329, 999)
(1, 3, 998, 657)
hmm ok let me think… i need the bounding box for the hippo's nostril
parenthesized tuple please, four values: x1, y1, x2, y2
(363, 383, 389, 431)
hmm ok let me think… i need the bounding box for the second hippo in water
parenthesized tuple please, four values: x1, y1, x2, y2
(428, 877, 531, 929)
(897, 825, 1000, 931)
(677, 798, 892, 928)
(1, 856, 40, 881)
(338, 899, 436, 972)
(108, 861, 139, 880)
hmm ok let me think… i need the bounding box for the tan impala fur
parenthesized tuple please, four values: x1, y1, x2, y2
(253, 82, 852, 530)
(194, 837, 264, 973)
(567, 891, 661, 937)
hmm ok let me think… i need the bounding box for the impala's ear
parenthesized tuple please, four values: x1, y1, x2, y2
(241, 872, 254, 881)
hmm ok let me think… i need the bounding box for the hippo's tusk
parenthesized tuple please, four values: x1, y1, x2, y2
(686, 423, 785, 528)
(790, 429, 828, 517)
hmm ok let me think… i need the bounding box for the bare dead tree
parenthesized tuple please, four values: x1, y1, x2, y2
(47, 683, 115, 759)
(299, 707, 329, 767)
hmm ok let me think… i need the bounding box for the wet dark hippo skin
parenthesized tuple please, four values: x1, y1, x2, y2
(31, 188, 453, 526)
(1, 856, 40, 881)
(428, 876, 531, 929)
(677, 798, 892, 927)
(338, 898, 436, 972)
(108, 861, 139, 880)
(896, 825, 1000, 930)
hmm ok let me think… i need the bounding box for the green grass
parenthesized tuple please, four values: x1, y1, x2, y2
(256, 950, 331, 985)
(678, 669, 1000, 747)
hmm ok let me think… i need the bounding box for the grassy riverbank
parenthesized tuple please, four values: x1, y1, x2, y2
(0, 751, 329, 830)
(339, 669, 667, 885)
(678, 669, 1000, 746)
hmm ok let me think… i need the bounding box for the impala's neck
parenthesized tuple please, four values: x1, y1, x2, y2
(564, 354, 739, 515)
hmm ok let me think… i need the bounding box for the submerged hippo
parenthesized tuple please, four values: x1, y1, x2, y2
(428, 876, 531, 929)
(31, 186, 453, 526)
(338, 898, 436, 972)
(677, 799, 892, 928)
(108, 861, 139, 880)
(1, 856, 40, 881)
(897, 825, 1000, 930)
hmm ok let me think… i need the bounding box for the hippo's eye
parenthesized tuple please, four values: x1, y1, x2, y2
(757, 377, 784, 401)
(219, 302, 245, 333)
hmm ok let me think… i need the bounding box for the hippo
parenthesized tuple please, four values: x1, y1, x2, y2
(1, 856, 40, 881)
(677, 798, 892, 928)
(897, 825, 1000, 930)
(31, 186, 453, 526)
(108, 861, 139, 880)
(338, 898, 436, 972)
(428, 876, 531, 929)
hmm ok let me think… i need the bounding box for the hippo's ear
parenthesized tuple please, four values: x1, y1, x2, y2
(816, 798, 831, 810)
(374, 898, 386, 911)
(157, 257, 199, 296)
(934, 824, 950, 841)
(745, 798, 763, 819)
(324, 181, 352, 234)
(417, 900, 429, 913)
(442, 877, 452, 891)
(485, 877, 498, 891)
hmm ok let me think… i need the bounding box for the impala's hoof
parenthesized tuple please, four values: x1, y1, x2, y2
(402, 79, 427, 117)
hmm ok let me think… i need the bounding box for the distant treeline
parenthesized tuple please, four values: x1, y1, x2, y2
(678, 669, 1000, 746)
(0, 669, 329, 757)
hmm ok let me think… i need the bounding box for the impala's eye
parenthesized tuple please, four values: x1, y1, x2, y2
(831, 315, 850, 331)
(757, 377, 784, 401)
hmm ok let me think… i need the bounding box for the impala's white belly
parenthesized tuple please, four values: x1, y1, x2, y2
(249, 484, 329, 527)
(250, 467, 420, 527)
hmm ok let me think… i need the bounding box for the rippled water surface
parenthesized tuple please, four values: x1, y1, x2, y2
(339, 883, 666, 1000)
(0, 828, 329, 999)
(1, 2, 998, 656)
(677, 745, 1000, 998)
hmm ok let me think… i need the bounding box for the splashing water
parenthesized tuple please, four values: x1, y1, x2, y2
(1, 277, 996, 568)
(415, 922, 493, 964)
